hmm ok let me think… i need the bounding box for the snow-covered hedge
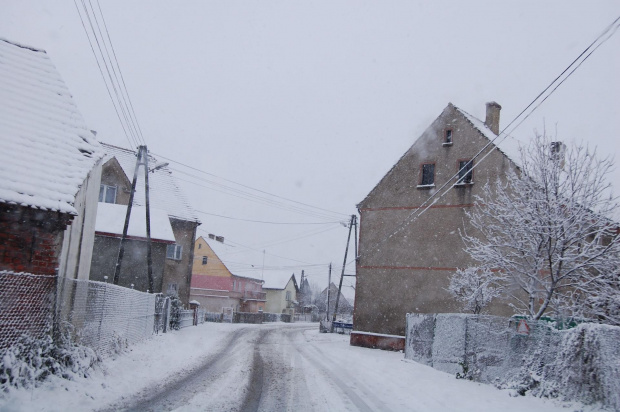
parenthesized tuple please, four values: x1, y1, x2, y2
(0, 328, 99, 391)
(405, 313, 620, 409)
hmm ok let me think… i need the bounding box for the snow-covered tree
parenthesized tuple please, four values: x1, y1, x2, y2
(447, 267, 502, 314)
(450, 133, 620, 323)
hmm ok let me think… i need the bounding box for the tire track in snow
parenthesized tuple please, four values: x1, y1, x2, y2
(99, 326, 258, 412)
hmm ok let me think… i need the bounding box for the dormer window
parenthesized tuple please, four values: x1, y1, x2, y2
(443, 129, 453, 146)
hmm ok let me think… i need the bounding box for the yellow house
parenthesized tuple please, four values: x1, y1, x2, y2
(190, 235, 265, 313)
(263, 273, 299, 316)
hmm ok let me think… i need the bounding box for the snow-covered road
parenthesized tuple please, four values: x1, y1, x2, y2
(0, 322, 601, 411)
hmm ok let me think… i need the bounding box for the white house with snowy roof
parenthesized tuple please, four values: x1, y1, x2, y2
(89, 143, 201, 304)
(352, 102, 524, 351)
(263, 273, 299, 316)
(0, 38, 103, 348)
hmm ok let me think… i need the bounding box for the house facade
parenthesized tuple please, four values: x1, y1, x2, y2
(0, 38, 103, 348)
(264, 274, 299, 316)
(190, 236, 266, 313)
(89, 144, 200, 304)
(352, 102, 519, 350)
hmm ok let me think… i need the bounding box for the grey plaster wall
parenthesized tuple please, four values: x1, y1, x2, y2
(90, 235, 166, 293)
(354, 104, 516, 337)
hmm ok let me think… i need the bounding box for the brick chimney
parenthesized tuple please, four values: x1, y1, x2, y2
(485, 101, 501, 135)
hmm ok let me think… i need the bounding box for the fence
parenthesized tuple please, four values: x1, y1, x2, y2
(56, 276, 156, 357)
(405, 313, 620, 409)
(294, 313, 320, 322)
(178, 309, 195, 329)
(0, 271, 56, 350)
(263, 312, 292, 323)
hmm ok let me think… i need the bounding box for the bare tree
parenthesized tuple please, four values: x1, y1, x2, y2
(450, 133, 620, 323)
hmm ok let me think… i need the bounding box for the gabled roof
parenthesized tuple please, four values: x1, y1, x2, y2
(100, 143, 200, 223)
(0, 38, 103, 214)
(263, 273, 299, 291)
(455, 106, 523, 167)
(358, 102, 524, 208)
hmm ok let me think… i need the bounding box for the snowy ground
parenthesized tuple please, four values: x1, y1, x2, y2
(0, 322, 606, 411)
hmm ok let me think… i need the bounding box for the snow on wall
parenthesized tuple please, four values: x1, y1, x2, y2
(405, 313, 620, 409)
(56, 277, 156, 358)
(0, 38, 102, 214)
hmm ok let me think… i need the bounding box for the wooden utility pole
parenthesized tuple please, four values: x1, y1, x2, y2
(113, 145, 154, 292)
(332, 214, 357, 327)
(326, 263, 332, 321)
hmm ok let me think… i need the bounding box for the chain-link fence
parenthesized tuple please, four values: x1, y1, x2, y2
(56, 276, 156, 357)
(405, 313, 620, 409)
(0, 271, 56, 350)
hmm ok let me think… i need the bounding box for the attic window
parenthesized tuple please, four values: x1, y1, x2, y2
(443, 129, 453, 146)
(99, 184, 117, 204)
(417, 163, 435, 188)
(202, 256, 208, 265)
(455, 160, 474, 185)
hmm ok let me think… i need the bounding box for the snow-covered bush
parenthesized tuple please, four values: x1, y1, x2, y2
(167, 293, 184, 331)
(0, 327, 100, 391)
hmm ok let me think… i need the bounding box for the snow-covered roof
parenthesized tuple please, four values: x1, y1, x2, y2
(456, 107, 524, 167)
(263, 273, 298, 290)
(0, 38, 103, 214)
(95, 202, 175, 243)
(101, 143, 200, 223)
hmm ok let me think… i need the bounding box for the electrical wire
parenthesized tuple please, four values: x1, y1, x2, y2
(358, 15, 620, 263)
(151, 152, 349, 218)
(193, 209, 342, 225)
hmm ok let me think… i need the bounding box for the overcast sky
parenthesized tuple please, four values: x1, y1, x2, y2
(2, 1, 619, 296)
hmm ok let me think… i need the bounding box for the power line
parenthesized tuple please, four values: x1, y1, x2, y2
(73, 0, 136, 148)
(151, 152, 349, 218)
(92, 0, 146, 145)
(173, 170, 347, 221)
(193, 209, 342, 225)
(358, 15, 620, 263)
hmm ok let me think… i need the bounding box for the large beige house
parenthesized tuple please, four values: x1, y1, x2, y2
(352, 102, 519, 350)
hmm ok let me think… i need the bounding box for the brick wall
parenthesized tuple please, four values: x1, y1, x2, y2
(0, 204, 71, 275)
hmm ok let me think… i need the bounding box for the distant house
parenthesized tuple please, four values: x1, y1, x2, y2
(0, 38, 103, 348)
(263, 273, 299, 316)
(353, 102, 519, 350)
(317, 282, 353, 319)
(190, 236, 265, 313)
(88, 143, 201, 304)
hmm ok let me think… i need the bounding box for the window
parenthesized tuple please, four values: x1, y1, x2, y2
(443, 129, 453, 146)
(166, 244, 182, 260)
(167, 283, 178, 294)
(233, 280, 236, 291)
(198, 243, 201, 249)
(286, 291, 292, 301)
(418, 163, 435, 187)
(202, 256, 208, 265)
(457, 160, 473, 185)
(99, 184, 117, 204)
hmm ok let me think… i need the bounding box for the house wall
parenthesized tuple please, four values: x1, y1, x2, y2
(162, 218, 198, 305)
(354, 104, 516, 339)
(58, 160, 102, 281)
(0, 204, 71, 349)
(90, 235, 166, 293)
(264, 279, 297, 315)
(100, 158, 131, 205)
(0, 204, 71, 275)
